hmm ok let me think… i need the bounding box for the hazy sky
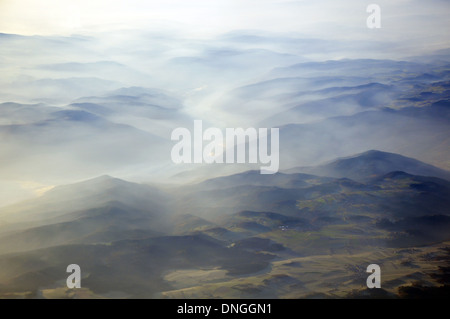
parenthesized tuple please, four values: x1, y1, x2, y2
(1, 0, 449, 48)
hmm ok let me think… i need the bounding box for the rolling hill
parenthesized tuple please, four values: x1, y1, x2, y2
(0, 150, 449, 298)
(285, 150, 450, 181)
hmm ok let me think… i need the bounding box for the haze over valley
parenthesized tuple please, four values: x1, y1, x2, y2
(0, 0, 449, 298)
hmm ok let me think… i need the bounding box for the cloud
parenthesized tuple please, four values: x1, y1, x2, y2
(0, 0, 449, 51)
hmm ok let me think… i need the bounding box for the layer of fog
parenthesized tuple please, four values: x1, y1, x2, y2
(1, 4, 450, 206)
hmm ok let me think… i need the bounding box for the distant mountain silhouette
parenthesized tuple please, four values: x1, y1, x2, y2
(285, 150, 450, 181)
(0, 175, 168, 225)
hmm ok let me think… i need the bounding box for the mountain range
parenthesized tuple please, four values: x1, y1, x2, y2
(1, 29, 450, 299)
(0, 150, 449, 298)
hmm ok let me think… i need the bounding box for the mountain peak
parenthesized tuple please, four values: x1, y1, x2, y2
(42, 175, 143, 201)
(288, 150, 450, 181)
(335, 150, 404, 161)
(88, 174, 116, 182)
